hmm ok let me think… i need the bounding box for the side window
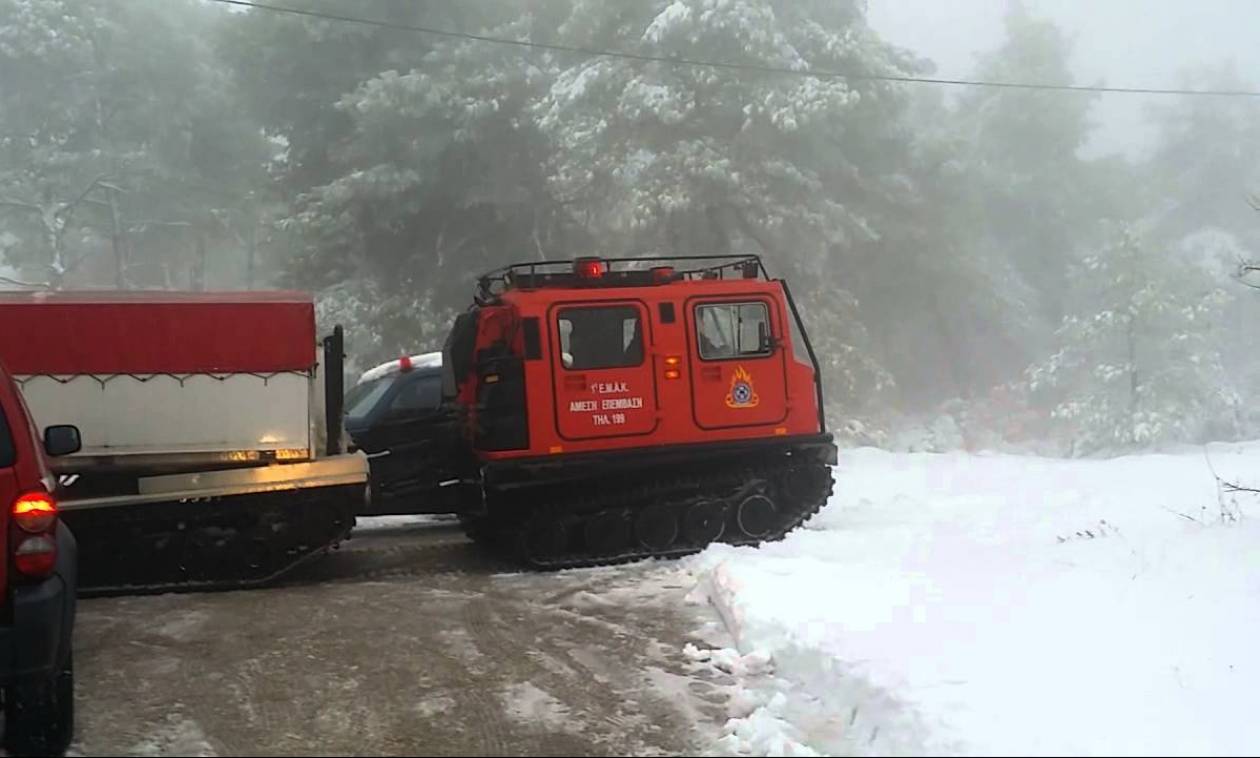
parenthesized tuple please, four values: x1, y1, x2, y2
(388, 376, 442, 417)
(0, 406, 14, 468)
(696, 302, 771, 360)
(558, 306, 643, 370)
(785, 305, 811, 367)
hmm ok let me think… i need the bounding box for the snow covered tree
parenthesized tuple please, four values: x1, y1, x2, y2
(0, 0, 269, 289)
(256, 3, 579, 362)
(535, 0, 926, 420)
(538, 0, 918, 267)
(219, 2, 589, 363)
(1139, 72, 1260, 436)
(1224, 201, 1260, 434)
(0, 0, 114, 284)
(1243, 195, 1260, 289)
(850, 93, 1034, 414)
(950, 7, 1134, 335)
(1143, 64, 1260, 253)
(1028, 227, 1239, 453)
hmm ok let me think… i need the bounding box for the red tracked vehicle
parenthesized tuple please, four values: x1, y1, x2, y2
(443, 255, 837, 568)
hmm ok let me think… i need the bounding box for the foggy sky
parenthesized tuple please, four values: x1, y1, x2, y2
(867, 0, 1260, 158)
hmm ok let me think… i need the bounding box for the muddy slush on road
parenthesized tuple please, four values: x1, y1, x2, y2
(68, 518, 730, 756)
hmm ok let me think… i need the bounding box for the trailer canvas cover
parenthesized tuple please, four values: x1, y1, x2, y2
(0, 291, 320, 460)
(0, 290, 315, 375)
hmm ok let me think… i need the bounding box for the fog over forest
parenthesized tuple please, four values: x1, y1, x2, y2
(2, 0, 1258, 455)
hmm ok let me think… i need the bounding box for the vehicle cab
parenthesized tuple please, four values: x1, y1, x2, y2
(0, 358, 81, 755)
(444, 255, 827, 465)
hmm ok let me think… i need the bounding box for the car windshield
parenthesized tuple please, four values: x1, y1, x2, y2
(345, 375, 394, 421)
(0, 401, 12, 468)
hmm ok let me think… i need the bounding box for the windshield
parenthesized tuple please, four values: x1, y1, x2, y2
(345, 376, 394, 420)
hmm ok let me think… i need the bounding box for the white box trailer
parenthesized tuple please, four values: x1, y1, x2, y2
(18, 372, 317, 464)
(0, 290, 368, 594)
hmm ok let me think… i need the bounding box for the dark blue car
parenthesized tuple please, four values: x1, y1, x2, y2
(344, 354, 466, 515)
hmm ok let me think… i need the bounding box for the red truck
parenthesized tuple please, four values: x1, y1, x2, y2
(0, 357, 81, 755)
(0, 291, 370, 595)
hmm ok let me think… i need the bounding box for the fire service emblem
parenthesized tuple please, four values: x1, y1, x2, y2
(725, 365, 760, 408)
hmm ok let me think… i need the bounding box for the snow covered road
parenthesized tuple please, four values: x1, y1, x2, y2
(686, 443, 1260, 756)
(68, 519, 727, 756)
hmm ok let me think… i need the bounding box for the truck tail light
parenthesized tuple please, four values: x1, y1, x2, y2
(14, 535, 56, 577)
(13, 492, 57, 533)
(12, 493, 58, 578)
(664, 356, 682, 380)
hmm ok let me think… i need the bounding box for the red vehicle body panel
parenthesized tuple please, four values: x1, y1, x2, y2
(0, 360, 55, 598)
(0, 291, 317, 375)
(476, 278, 822, 461)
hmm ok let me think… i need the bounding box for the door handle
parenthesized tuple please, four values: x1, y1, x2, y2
(701, 366, 722, 382)
(564, 374, 587, 390)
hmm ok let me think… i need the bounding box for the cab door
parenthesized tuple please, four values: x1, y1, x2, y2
(551, 301, 657, 441)
(687, 297, 788, 429)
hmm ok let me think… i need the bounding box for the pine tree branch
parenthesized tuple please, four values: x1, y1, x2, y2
(1162, 506, 1200, 524)
(1203, 446, 1254, 523)
(1241, 195, 1260, 287)
(1222, 481, 1260, 495)
(1235, 256, 1260, 290)
(0, 199, 41, 214)
(127, 220, 193, 234)
(56, 176, 111, 219)
(0, 274, 48, 289)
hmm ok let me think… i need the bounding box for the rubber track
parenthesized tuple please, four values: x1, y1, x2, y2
(469, 458, 834, 570)
(67, 484, 361, 597)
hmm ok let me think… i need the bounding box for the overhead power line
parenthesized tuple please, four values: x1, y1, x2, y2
(209, 0, 1260, 98)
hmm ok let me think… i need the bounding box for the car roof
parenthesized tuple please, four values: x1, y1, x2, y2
(355, 352, 443, 386)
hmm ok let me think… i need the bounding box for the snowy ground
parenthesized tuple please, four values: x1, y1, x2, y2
(350, 513, 460, 532)
(683, 442, 1260, 756)
(64, 446, 1260, 756)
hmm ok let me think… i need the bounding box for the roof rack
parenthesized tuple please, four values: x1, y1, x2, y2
(474, 254, 769, 303)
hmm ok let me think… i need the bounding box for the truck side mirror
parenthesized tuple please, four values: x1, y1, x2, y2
(44, 425, 82, 457)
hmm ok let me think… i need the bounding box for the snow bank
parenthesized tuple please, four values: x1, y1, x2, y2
(352, 514, 458, 533)
(687, 443, 1260, 756)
